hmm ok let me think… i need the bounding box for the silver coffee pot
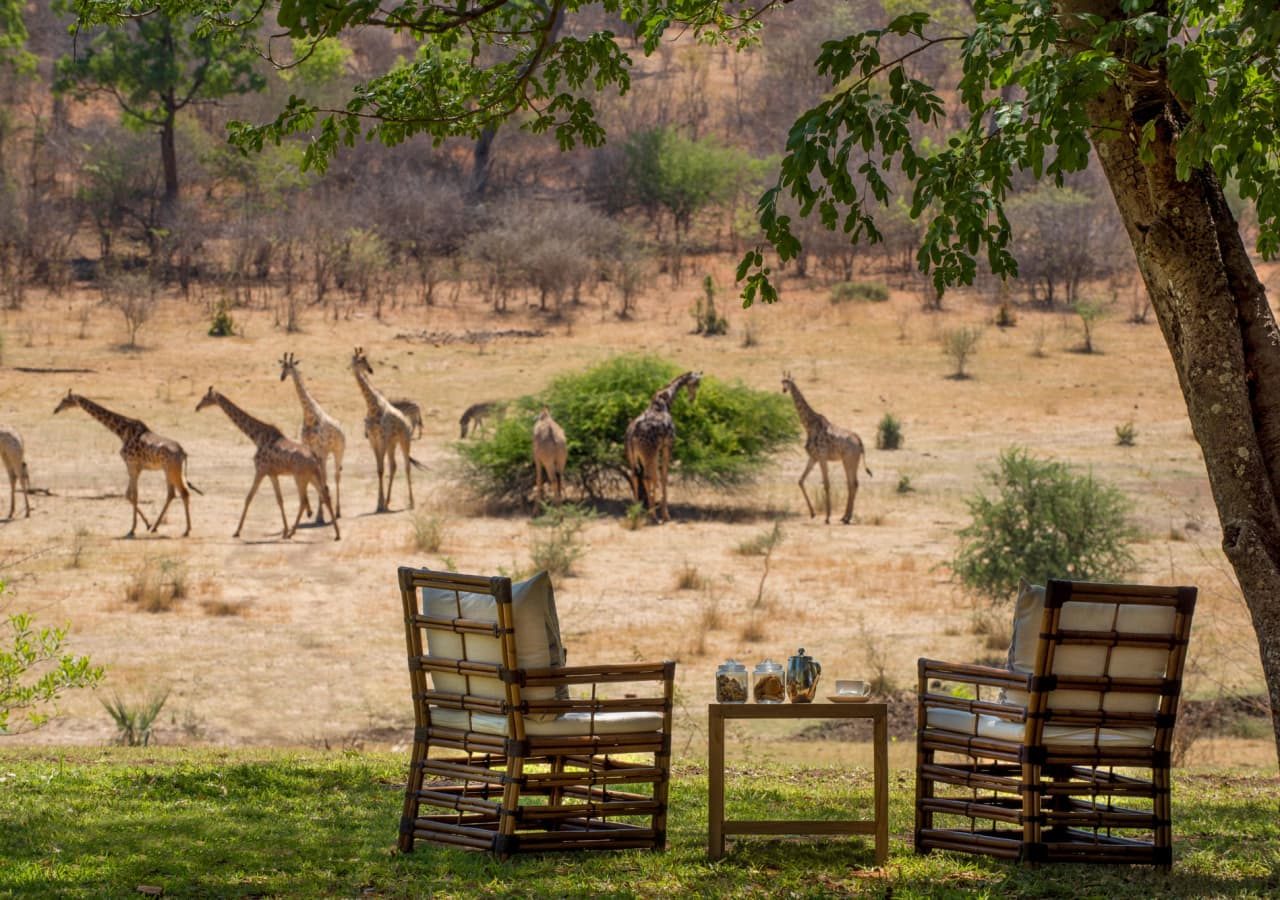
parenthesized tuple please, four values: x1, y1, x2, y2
(786, 647, 822, 703)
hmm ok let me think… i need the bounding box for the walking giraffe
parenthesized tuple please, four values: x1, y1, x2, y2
(279, 352, 345, 523)
(780, 372, 872, 524)
(350, 347, 423, 512)
(0, 425, 31, 519)
(196, 387, 339, 540)
(53, 391, 200, 537)
(391, 399, 424, 440)
(624, 370, 702, 523)
(532, 406, 568, 503)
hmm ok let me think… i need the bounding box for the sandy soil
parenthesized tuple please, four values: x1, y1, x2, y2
(0, 269, 1273, 768)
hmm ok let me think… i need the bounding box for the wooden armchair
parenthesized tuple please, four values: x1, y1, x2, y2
(915, 579, 1196, 867)
(397, 567, 675, 857)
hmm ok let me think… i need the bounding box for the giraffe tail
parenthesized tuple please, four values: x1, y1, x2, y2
(409, 456, 429, 472)
(182, 457, 204, 495)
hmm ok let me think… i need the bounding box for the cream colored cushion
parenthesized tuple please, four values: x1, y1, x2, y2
(432, 708, 663, 737)
(1003, 581, 1174, 716)
(925, 707, 1154, 748)
(423, 571, 566, 726)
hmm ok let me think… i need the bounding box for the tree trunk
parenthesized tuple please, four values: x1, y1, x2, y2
(160, 105, 179, 208)
(1070, 3, 1280, 756)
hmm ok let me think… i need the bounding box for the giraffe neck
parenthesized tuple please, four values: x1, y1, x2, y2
(289, 369, 323, 426)
(353, 365, 388, 416)
(73, 395, 147, 441)
(787, 385, 826, 434)
(212, 392, 283, 446)
(655, 372, 694, 408)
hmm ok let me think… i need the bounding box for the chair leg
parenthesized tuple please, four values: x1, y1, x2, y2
(496, 755, 525, 860)
(1020, 760, 1041, 864)
(914, 739, 934, 854)
(399, 736, 427, 853)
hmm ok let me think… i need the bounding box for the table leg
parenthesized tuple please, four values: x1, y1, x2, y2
(708, 706, 725, 860)
(873, 710, 889, 865)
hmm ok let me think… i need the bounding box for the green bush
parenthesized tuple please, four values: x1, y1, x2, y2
(876, 413, 903, 450)
(692, 275, 728, 336)
(951, 448, 1136, 603)
(829, 281, 889, 303)
(208, 302, 235, 337)
(456, 355, 799, 503)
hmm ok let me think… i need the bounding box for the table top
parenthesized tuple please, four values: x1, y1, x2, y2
(709, 701, 887, 719)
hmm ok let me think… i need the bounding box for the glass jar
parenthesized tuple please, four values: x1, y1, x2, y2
(752, 659, 786, 703)
(715, 659, 748, 703)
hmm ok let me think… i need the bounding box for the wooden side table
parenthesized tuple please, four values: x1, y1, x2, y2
(708, 701, 889, 863)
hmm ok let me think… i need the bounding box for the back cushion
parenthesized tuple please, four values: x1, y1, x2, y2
(423, 571, 566, 721)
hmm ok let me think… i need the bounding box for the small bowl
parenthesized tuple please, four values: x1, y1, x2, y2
(834, 680, 871, 698)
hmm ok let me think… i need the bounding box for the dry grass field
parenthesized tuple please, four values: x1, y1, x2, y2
(1, 266, 1274, 768)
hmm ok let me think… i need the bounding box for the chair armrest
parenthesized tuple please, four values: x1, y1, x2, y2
(523, 661, 675, 688)
(918, 659, 1031, 723)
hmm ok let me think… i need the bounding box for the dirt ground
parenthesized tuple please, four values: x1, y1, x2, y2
(1, 268, 1274, 769)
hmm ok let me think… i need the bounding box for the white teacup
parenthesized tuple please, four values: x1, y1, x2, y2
(834, 679, 871, 697)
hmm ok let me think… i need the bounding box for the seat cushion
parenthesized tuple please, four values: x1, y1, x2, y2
(433, 708, 663, 737)
(423, 571, 566, 725)
(926, 707, 1154, 748)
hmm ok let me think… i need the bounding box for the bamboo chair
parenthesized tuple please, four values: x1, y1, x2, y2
(397, 567, 676, 858)
(915, 579, 1197, 867)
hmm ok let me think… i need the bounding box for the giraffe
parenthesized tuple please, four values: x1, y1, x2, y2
(52, 391, 199, 537)
(391, 399, 424, 440)
(459, 401, 497, 438)
(532, 406, 568, 503)
(196, 387, 339, 541)
(350, 347, 423, 512)
(279, 352, 345, 523)
(0, 425, 31, 519)
(624, 370, 702, 523)
(780, 372, 873, 524)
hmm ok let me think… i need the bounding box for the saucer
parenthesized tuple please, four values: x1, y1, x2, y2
(827, 693, 872, 703)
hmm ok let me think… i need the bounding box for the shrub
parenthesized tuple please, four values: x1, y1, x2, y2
(735, 521, 785, 557)
(876, 413, 903, 450)
(123, 558, 187, 613)
(529, 504, 594, 578)
(1115, 421, 1137, 447)
(674, 562, 706, 591)
(994, 302, 1017, 328)
(692, 275, 728, 336)
(952, 448, 1136, 604)
(410, 511, 446, 553)
(829, 281, 889, 303)
(208, 302, 236, 337)
(102, 689, 169, 746)
(896, 474, 915, 494)
(1, 580, 104, 734)
(942, 326, 982, 378)
(1074, 299, 1104, 353)
(457, 356, 798, 504)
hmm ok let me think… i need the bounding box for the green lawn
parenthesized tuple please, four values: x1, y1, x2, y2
(0, 748, 1276, 898)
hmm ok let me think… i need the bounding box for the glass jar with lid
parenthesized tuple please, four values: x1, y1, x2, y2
(752, 659, 786, 703)
(715, 659, 748, 703)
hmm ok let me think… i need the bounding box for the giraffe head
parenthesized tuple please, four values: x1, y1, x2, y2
(279, 352, 299, 382)
(781, 371, 795, 396)
(351, 347, 373, 375)
(686, 371, 703, 404)
(195, 386, 219, 412)
(53, 390, 78, 415)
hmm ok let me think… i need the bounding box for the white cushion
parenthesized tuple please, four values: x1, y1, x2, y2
(432, 709, 663, 737)
(926, 707, 1154, 748)
(423, 571, 566, 726)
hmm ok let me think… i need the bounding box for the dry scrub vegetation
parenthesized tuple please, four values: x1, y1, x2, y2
(1, 270, 1273, 768)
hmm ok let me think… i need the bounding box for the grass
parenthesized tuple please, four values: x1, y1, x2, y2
(0, 748, 1276, 897)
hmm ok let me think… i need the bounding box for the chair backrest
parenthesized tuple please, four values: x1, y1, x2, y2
(398, 568, 566, 741)
(1025, 579, 1196, 753)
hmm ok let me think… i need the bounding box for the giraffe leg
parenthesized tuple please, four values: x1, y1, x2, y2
(313, 457, 329, 526)
(333, 448, 344, 519)
(125, 469, 152, 537)
(374, 450, 387, 513)
(291, 475, 309, 536)
(797, 457, 817, 519)
(659, 442, 671, 523)
(21, 464, 28, 518)
(819, 459, 832, 524)
(386, 451, 399, 511)
(402, 442, 414, 510)
(179, 481, 191, 537)
(269, 474, 292, 538)
(152, 482, 176, 532)
(842, 457, 858, 524)
(6, 470, 13, 519)
(534, 458, 544, 503)
(554, 463, 564, 503)
(234, 472, 265, 538)
(319, 480, 340, 540)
